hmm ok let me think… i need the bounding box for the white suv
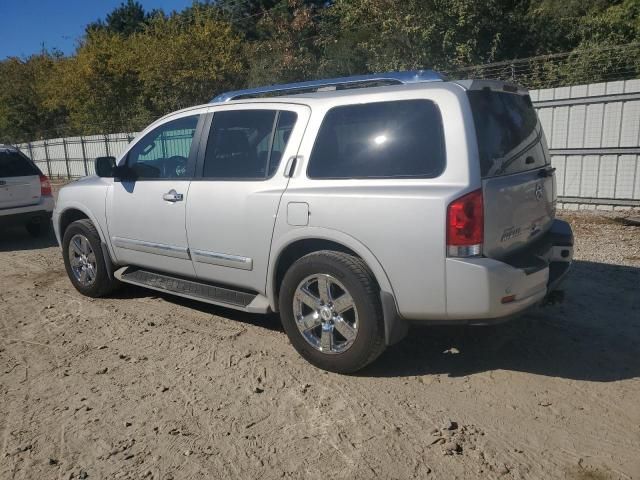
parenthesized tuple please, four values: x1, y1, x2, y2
(1, 145, 54, 237)
(53, 71, 574, 373)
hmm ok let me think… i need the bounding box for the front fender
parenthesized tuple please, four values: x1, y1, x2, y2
(54, 185, 116, 264)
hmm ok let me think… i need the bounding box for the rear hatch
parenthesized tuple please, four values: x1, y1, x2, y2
(0, 148, 42, 210)
(466, 83, 556, 260)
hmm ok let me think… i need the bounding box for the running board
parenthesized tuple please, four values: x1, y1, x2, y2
(114, 267, 270, 313)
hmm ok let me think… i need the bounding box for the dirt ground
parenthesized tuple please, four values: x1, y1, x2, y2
(1, 211, 639, 480)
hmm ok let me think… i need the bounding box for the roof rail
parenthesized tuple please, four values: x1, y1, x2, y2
(210, 70, 446, 103)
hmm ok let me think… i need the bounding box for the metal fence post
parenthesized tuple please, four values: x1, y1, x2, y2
(62, 137, 71, 179)
(43, 140, 52, 178)
(80, 136, 88, 176)
(27, 142, 34, 161)
(104, 134, 110, 157)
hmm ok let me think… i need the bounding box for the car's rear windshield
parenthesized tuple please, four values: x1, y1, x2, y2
(0, 150, 40, 177)
(468, 90, 547, 177)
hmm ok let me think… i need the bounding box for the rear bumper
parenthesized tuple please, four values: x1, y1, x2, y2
(0, 196, 54, 228)
(442, 219, 573, 324)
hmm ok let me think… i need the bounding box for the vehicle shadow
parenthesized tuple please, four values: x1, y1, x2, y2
(0, 225, 58, 252)
(364, 260, 640, 382)
(110, 284, 284, 333)
(107, 259, 639, 381)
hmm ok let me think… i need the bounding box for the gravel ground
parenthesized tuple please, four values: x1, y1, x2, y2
(0, 210, 639, 480)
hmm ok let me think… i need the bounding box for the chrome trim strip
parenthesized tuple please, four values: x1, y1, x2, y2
(191, 249, 253, 271)
(112, 237, 191, 260)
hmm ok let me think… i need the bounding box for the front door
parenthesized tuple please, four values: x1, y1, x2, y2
(186, 105, 309, 292)
(108, 114, 202, 277)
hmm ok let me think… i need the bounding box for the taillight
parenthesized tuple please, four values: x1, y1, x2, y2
(447, 189, 483, 257)
(39, 174, 52, 196)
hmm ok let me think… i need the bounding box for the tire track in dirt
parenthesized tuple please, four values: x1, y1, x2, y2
(2, 213, 640, 479)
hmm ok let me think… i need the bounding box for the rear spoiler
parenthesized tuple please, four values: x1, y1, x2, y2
(454, 79, 529, 95)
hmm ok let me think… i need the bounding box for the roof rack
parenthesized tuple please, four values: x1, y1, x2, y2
(210, 70, 446, 103)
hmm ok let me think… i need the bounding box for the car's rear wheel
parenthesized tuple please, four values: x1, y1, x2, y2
(279, 251, 386, 373)
(62, 219, 118, 297)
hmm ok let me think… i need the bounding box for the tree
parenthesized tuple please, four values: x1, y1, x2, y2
(0, 53, 67, 143)
(246, 0, 324, 86)
(48, 29, 147, 134)
(86, 0, 160, 36)
(133, 5, 246, 114)
(2, 0, 640, 143)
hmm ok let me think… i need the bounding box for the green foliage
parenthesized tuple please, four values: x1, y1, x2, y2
(0, 53, 68, 142)
(246, 0, 324, 86)
(86, 0, 159, 36)
(320, 0, 532, 74)
(1, 0, 639, 143)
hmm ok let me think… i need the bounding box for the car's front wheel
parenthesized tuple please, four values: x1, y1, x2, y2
(62, 219, 118, 297)
(279, 251, 386, 373)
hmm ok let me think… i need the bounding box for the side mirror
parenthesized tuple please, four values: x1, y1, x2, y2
(95, 156, 116, 177)
(112, 164, 138, 181)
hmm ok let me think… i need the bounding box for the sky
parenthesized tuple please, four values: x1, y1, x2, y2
(0, 0, 194, 60)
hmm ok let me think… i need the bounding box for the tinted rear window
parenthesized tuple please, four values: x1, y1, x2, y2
(202, 110, 297, 179)
(0, 150, 40, 177)
(308, 100, 445, 179)
(468, 90, 547, 177)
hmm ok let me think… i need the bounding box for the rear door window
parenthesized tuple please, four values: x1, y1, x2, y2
(467, 90, 547, 177)
(307, 100, 446, 179)
(0, 150, 40, 177)
(202, 110, 298, 179)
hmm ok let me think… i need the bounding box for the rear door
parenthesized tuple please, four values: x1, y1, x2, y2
(185, 104, 309, 293)
(467, 86, 556, 259)
(0, 148, 41, 210)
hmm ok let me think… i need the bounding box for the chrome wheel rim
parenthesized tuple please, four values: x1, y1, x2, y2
(293, 274, 358, 354)
(68, 234, 97, 287)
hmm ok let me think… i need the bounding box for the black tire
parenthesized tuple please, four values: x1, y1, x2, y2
(279, 250, 386, 374)
(25, 217, 50, 237)
(62, 219, 118, 298)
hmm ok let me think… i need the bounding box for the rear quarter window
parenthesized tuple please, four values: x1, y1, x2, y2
(307, 100, 446, 179)
(0, 150, 40, 177)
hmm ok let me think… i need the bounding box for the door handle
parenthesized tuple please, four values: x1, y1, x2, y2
(284, 156, 300, 178)
(163, 190, 183, 202)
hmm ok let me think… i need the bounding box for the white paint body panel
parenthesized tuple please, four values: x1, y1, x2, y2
(1, 194, 54, 217)
(108, 179, 195, 277)
(0, 175, 41, 210)
(185, 103, 311, 291)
